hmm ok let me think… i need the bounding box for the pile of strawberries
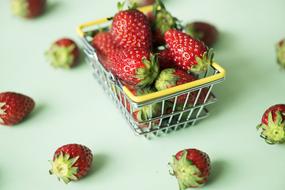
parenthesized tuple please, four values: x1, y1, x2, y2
(91, 0, 218, 125)
(92, 1, 214, 88)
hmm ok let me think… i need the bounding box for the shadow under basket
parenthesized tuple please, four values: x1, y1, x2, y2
(76, 5, 226, 139)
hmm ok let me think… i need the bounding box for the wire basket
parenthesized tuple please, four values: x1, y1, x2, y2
(77, 6, 226, 139)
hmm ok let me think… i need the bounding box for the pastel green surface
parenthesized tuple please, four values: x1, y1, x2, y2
(1, 0, 285, 189)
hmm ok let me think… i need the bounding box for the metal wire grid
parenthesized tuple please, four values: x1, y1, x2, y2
(81, 29, 224, 138)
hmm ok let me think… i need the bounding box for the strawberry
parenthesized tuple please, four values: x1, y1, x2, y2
(257, 104, 285, 144)
(49, 144, 93, 183)
(158, 49, 175, 69)
(128, 0, 155, 6)
(164, 29, 213, 74)
(11, 0, 46, 18)
(46, 38, 80, 69)
(151, 0, 181, 46)
(111, 7, 152, 49)
(170, 149, 211, 189)
(110, 48, 159, 88)
(276, 39, 285, 68)
(92, 32, 117, 71)
(184, 22, 219, 47)
(0, 92, 35, 126)
(155, 68, 197, 105)
(130, 87, 161, 128)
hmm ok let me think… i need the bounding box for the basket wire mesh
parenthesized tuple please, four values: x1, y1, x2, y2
(78, 17, 225, 139)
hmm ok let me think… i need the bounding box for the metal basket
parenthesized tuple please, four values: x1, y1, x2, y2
(77, 6, 226, 139)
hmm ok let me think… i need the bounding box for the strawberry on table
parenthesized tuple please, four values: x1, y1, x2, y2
(184, 21, 219, 47)
(170, 149, 211, 189)
(257, 104, 285, 144)
(46, 38, 80, 69)
(164, 29, 213, 74)
(110, 48, 159, 88)
(276, 39, 285, 68)
(49, 144, 93, 183)
(11, 0, 46, 18)
(92, 31, 117, 71)
(111, 4, 152, 49)
(0, 92, 35, 126)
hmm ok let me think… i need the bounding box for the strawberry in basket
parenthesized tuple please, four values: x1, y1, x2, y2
(276, 39, 285, 68)
(111, 3, 152, 50)
(157, 49, 176, 69)
(155, 68, 208, 109)
(170, 148, 211, 189)
(11, 0, 46, 18)
(110, 48, 159, 88)
(92, 32, 117, 71)
(184, 21, 219, 47)
(257, 104, 285, 144)
(121, 85, 162, 129)
(164, 29, 213, 74)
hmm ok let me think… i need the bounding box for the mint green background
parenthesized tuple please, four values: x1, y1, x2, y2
(1, 0, 285, 189)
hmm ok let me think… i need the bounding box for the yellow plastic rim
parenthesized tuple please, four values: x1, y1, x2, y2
(76, 5, 226, 103)
(123, 62, 225, 103)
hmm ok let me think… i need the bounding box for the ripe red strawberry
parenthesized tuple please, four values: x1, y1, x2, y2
(185, 22, 219, 47)
(164, 29, 213, 74)
(11, 0, 46, 18)
(128, 0, 155, 6)
(276, 39, 285, 68)
(0, 92, 35, 126)
(257, 104, 285, 144)
(110, 48, 159, 88)
(170, 149, 211, 189)
(111, 8, 152, 49)
(46, 38, 80, 69)
(155, 68, 197, 105)
(92, 32, 117, 71)
(158, 49, 175, 69)
(49, 144, 93, 183)
(151, 0, 180, 46)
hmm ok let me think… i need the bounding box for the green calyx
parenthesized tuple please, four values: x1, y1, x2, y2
(190, 48, 214, 74)
(155, 68, 179, 91)
(134, 87, 161, 122)
(276, 40, 285, 68)
(11, 0, 28, 17)
(136, 54, 160, 88)
(135, 86, 156, 96)
(49, 152, 79, 184)
(117, 0, 137, 11)
(136, 102, 161, 122)
(153, 0, 181, 34)
(46, 44, 75, 69)
(170, 150, 203, 190)
(257, 111, 285, 144)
